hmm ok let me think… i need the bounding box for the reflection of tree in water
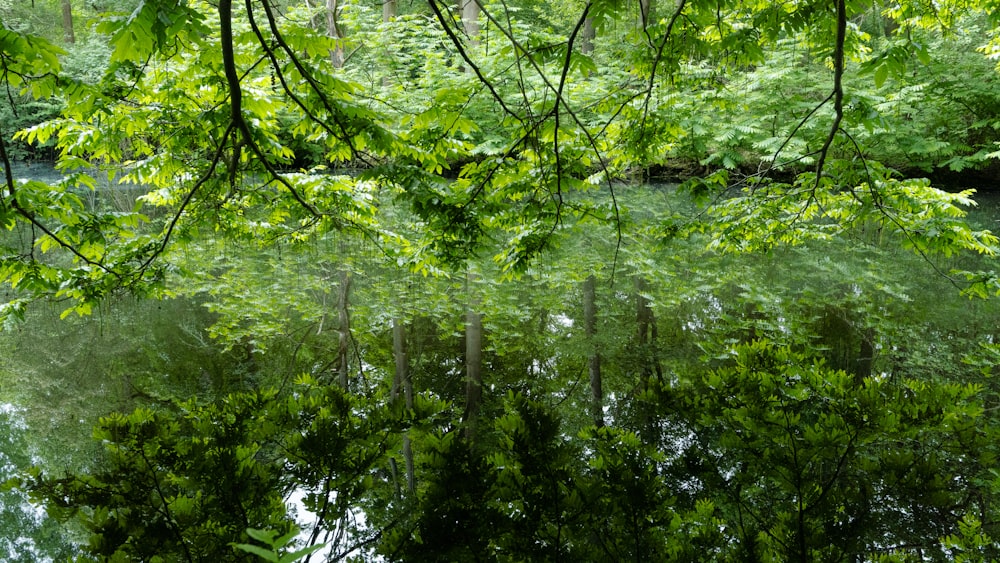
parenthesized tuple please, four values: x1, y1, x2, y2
(0, 405, 77, 561)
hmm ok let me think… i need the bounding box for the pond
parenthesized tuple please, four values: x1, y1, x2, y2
(2, 159, 1000, 560)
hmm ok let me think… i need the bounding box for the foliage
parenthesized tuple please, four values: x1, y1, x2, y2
(2, 0, 1000, 560)
(0, 0, 997, 305)
(660, 340, 998, 560)
(378, 392, 719, 561)
(233, 527, 325, 563)
(20, 376, 428, 561)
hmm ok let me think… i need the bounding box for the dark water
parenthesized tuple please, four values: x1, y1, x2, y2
(7, 160, 1000, 225)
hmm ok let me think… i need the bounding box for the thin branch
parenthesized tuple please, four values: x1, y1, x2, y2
(639, 0, 688, 128)
(138, 123, 237, 272)
(220, 0, 323, 219)
(476, 2, 625, 274)
(550, 1, 593, 229)
(751, 91, 834, 186)
(257, 0, 371, 163)
(425, 0, 523, 123)
(245, 0, 360, 155)
(812, 0, 847, 192)
(0, 124, 118, 275)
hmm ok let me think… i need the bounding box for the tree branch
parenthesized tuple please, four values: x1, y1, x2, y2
(812, 0, 847, 192)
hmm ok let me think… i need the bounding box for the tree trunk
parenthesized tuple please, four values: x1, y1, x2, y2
(461, 0, 480, 40)
(639, 0, 653, 29)
(584, 275, 604, 428)
(61, 0, 75, 44)
(306, 0, 322, 30)
(580, 17, 595, 54)
(326, 0, 344, 67)
(381, 0, 396, 87)
(463, 272, 483, 443)
(391, 318, 415, 494)
(336, 269, 351, 388)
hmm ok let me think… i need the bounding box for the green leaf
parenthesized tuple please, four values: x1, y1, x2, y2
(280, 544, 326, 563)
(232, 543, 280, 562)
(874, 64, 889, 89)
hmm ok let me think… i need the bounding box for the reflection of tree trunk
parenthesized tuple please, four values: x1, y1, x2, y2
(326, 0, 344, 67)
(463, 272, 483, 443)
(854, 327, 876, 387)
(336, 269, 351, 388)
(584, 275, 604, 428)
(635, 276, 661, 383)
(391, 318, 415, 493)
(61, 0, 75, 44)
(818, 302, 875, 386)
(635, 276, 661, 441)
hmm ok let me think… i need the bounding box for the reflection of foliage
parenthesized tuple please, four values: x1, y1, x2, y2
(27, 393, 291, 561)
(0, 297, 258, 472)
(15, 335, 1000, 560)
(22, 378, 425, 561)
(2, 0, 1000, 559)
(376, 393, 695, 561)
(0, 407, 76, 561)
(662, 340, 998, 560)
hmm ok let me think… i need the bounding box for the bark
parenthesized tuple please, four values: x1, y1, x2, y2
(461, 0, 480, 41)
(463, 272, 483, 443)
(306, 0, 322, 30)
(336, 269, 351, 388)
(580, 17, 595, 54)
(382, 0, 396, 21)
(639, 0, 653, 29)
(584, 275, 604, 428)
(326, 0, 344, 68)
(61, 0, 75, 44)
(381, 0, 396, 87)
(391, 318, 415, 493)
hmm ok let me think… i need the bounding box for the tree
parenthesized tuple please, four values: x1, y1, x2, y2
(59, 0, 74, 44)
(460, 0, 479, 40)
(4, 0, 1000, 559)
(326, 0, 344, 67)
(2, 0, 998, 313)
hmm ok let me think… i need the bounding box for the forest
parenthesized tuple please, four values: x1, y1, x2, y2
(2, 0, 1000, 560)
